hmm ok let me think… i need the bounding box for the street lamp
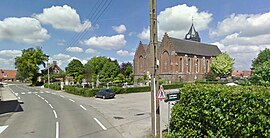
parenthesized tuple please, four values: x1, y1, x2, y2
(47, 56, 50, 88)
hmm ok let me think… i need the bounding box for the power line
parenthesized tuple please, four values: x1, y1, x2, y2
(64, 0, 113, 55)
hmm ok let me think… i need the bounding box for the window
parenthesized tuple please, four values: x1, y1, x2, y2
(179, 58, 183, 73)
(162, 51, 170, 73)
(205, 60, 209, 73)
(139, 56, 144, 73)
(187, 58, 191, 73)
(196, 59, 199, 73)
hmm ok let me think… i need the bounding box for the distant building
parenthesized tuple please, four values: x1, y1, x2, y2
(41, 61, 62, 75)
(0, 70, 17, 82)
(232, 70, 252, 79)
(133, 23, 221, 82)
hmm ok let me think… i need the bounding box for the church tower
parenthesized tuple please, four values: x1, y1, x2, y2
(185, 23, 201, 42)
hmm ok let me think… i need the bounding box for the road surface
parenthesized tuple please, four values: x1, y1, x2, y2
(0, 84, 122, 138)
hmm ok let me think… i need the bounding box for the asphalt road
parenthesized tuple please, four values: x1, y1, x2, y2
(0, 84, 122, 138)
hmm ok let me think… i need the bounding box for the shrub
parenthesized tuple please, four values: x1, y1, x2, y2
(64, 85, 100, 97)
(169, 84, 270, 137)
(45, 82, 61, 90)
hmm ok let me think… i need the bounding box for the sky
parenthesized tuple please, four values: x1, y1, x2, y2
(1, 0, 270, 71)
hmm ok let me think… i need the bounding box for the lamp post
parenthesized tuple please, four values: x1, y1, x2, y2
(47, 56, 50, 88)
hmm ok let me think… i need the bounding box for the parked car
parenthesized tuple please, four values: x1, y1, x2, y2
(95, 89, 116, 99)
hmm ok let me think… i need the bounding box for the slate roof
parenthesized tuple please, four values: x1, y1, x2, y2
(170, 37, 221, 56)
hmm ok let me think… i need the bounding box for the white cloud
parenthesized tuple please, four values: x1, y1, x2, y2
(210, 12, 270, 71)
(85, 48, 96, 54)
(116, 50, 129, 56)
(57, 39, 66, 46)
(66, 47, 83, 53)
(34, 5, 91, 32)
(116, 50, 135, 57)
(112, 24, 126, 33)
(210, 12, 270, 38)
(138, 4, 212, 40)
(0, 58, 16, 69)
(0, 17, 50, 45)
(0, 50, 22, 57)
(81, 34, 127, 50)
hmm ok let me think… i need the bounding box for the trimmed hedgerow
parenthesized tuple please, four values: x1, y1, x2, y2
(63, 85, 100, 97)
(169, 84, 270, 137)
(44, 82, 61, 90)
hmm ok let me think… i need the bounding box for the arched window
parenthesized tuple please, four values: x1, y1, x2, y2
(196, 59, 199, 73)
(179, 58, 183, 73)
(162, 51, 170, 73)
(188, 58, 191, 73)
(139, 56, 144, 73)
(205, 60, 209, 73)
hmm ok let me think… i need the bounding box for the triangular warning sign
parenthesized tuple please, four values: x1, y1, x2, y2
(157, 85, 167, 100)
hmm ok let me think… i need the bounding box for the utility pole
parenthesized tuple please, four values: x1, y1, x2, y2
(150, 0, 160, 137)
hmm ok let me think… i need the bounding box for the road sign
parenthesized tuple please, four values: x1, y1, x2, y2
(157, 85, 166, 100)
(165, 93, 180, 102)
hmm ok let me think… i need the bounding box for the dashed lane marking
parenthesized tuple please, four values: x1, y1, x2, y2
(69, 99, 75, 102)
(94, 118, 107, 130)
(80, 105, 87, 111)
(53, 110, 58, 119)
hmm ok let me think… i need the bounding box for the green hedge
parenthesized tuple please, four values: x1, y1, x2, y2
(44, 83, 61, 90)
(169, 84, 270, 137)
(64, 85, 100, 97)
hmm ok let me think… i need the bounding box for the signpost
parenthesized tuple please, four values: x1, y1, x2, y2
(164, 92, 180, 135)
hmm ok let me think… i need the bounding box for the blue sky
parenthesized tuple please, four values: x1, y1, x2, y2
(1, 0, 270, 71)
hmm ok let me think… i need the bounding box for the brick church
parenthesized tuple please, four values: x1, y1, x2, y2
(133, 24, 221, 82)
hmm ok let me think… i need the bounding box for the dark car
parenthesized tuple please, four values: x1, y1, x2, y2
(95, 89, 116, 99)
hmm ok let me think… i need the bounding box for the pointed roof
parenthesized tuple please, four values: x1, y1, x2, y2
(185, 23, 201, 42)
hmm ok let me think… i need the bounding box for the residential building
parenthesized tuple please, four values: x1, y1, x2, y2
(0, 70, 17, 82)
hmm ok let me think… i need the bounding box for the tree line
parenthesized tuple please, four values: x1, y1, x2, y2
(15, 48, 133, 86)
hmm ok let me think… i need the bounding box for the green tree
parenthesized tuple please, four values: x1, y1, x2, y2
(249, 58, 270, 86)
(252, 48, 270, 68)
(65, 59, 84, 83)
(85, 56, 120, 83)
(210, 52, 234, 78)
(15, 48, 48, 86)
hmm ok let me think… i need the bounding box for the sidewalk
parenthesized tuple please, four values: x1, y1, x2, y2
(0, 86, 22, 114)
(0, 87, 18, 101)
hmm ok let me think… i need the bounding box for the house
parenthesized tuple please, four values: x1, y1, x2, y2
(232, 70, 252, 79)
(41, 61, 64, 82)
(0, 70, 17, 82)
(133, 23, 221, 82)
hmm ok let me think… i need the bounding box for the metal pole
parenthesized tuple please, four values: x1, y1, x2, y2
(168, 102, 170, 135)
(47, 60, 50, 88)
(150, 0, 160, 137)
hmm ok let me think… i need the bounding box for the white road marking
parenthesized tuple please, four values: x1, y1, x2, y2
(56, 122, 59, 138)
(21, 92, 25, 95)
(41, 97, 44, 100)
(18, 97, 21, 100)
(0, 125, 8, 134)
(60, 95, 64, 98)
(15, 93, 18, 96)
(52, 93, 56, 95)
(53, 110, 58, 118)
(28, 92, 32, 94)
(69, 99, 75, 102)
(40, 92, 44, 94)
(34, 92, 38, 94)
(49, 104, 53, 109)
(44, 100, 48, 103)
(46, 91, 50, 94)
(80, 105, 87, 111)
(94, 118, 107, 130)
(37, 95, 41, 98)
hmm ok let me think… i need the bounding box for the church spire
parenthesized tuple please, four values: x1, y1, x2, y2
(185, 21, 201, 42)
